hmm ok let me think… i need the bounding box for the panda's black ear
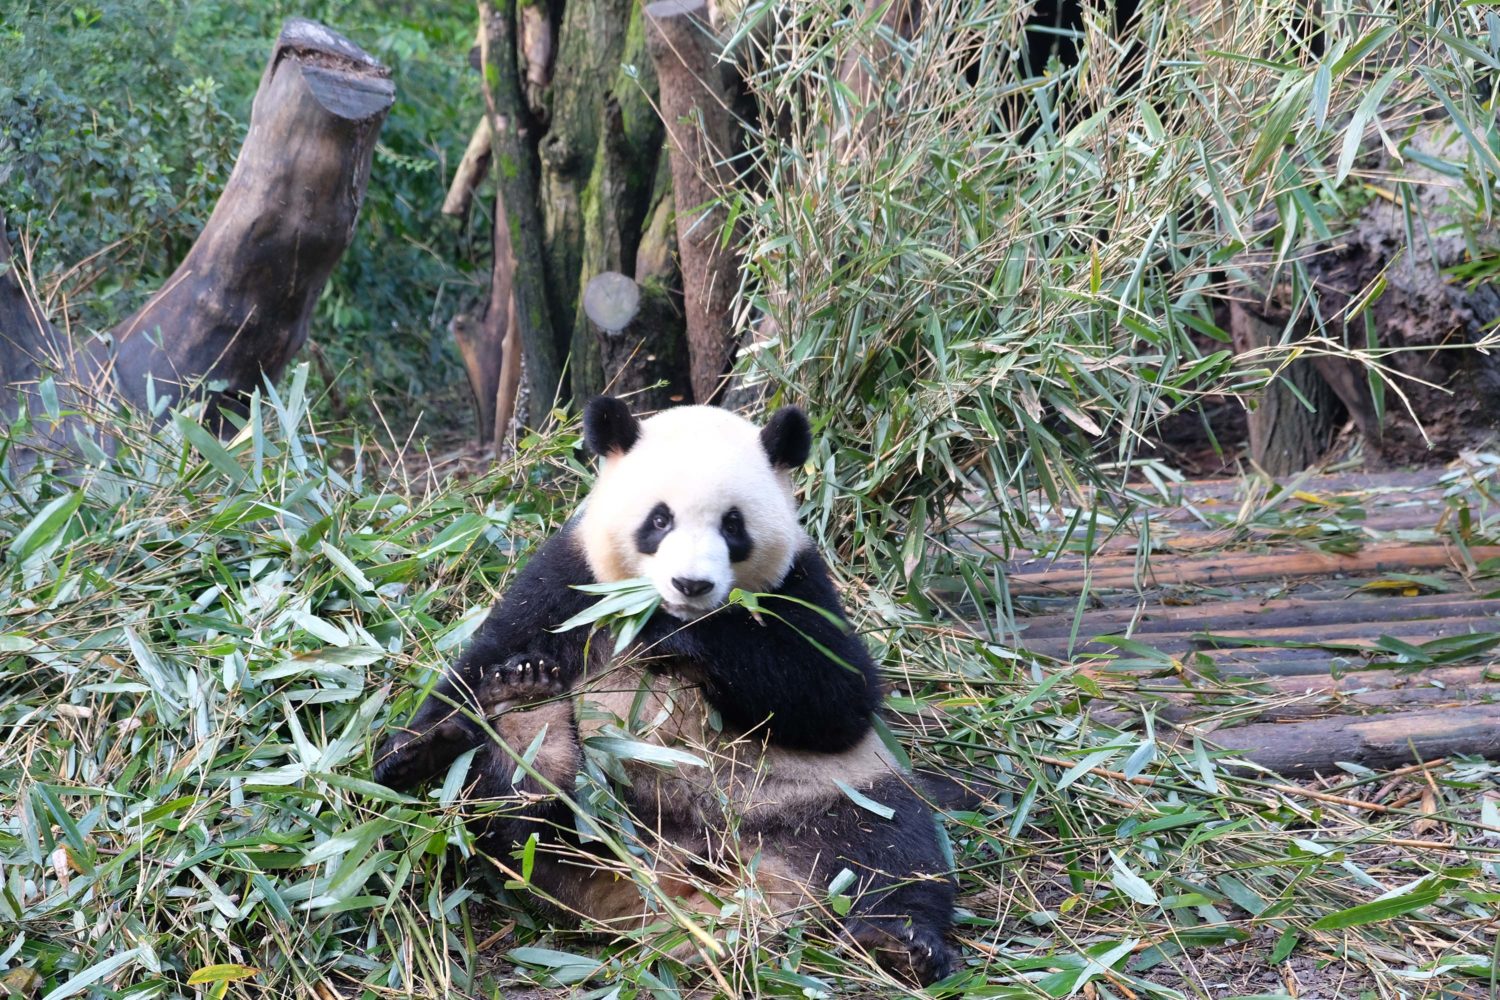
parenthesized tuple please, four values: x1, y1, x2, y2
(584, 396, 640, 456)
(760, 406, 811, 470)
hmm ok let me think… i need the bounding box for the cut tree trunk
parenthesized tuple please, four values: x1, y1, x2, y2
(105, 19, 393, 420)
(0, 19, 392, 437)
(583, 271, 690, 411)
(646, 0, 743, 405)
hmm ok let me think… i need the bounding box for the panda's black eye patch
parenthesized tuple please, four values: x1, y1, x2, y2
(636, 502, 674, 554)
(721, 507, 753, 563)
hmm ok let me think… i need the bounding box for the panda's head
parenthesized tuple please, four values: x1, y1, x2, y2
(578, 397, 812, 619)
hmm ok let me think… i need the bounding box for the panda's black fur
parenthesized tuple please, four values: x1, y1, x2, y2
(374, 399, 961, 984)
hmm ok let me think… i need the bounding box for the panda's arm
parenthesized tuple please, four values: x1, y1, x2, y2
(373, 524, 596, 790)
(452, 521, 599, 685)
(648, 545, 882, 753)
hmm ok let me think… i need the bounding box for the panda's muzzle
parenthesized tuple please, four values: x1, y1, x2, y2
(671, 577, 714, 599)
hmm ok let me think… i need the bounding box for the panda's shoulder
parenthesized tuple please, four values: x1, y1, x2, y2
(775, 538, 839, 597)
(513, 516, 595, 589)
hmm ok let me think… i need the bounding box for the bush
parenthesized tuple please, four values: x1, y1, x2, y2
(0, 370, 588, 996)
(735, 0, 1500, 598)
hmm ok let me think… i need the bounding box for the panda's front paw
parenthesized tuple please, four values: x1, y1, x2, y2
(846, 916, 956, 986)
(476, 652, 565, 713)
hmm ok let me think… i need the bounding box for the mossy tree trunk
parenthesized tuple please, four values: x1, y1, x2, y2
(454, 0, 683, 443)
(540, 0, 668, 402)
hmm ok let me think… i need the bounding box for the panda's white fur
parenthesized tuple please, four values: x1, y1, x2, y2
(579, 404, 803, 616)
(574, 406, 898, 824)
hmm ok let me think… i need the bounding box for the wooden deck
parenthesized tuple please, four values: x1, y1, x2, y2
(995, 469, 1500, 776)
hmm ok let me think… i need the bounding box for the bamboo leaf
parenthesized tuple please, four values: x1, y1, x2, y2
(1311, 876, 1449, 930)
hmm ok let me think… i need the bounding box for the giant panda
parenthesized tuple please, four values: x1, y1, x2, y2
(373, 397, 960, 983)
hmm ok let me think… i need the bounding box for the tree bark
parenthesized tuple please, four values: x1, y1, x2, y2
(539, 0, 664, 402)
(486, 166, 523, 449)
(635, 187, 678, 287)
(584, 271, 690, 411)
(101, 19, 393, 420)
(479, 1, 563, 422)
(442, 116, 494, 218)
(449, 128, 522, 453)
(1230, 299, 1346, 474)
(495, 291, 523, 448)
(566, 6, 667, 402)
(0, 210, 69, 416)
(646, 0, 743, 405)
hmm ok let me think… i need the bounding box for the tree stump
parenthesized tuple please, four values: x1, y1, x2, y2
(104, 19, 393, 419)
(1, 19, 393, 436)
(583, 271, 690, 411)
(1232, 129, 1500, 473)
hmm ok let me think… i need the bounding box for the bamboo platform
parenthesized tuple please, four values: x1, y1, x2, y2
(997, 468, 1500, 776)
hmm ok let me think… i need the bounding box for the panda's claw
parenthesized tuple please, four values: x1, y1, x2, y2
(846, 916, 956, 986)
(477, 652, 566, 712)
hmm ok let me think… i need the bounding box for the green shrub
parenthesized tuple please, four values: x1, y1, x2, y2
(735, 0, 1500, 601)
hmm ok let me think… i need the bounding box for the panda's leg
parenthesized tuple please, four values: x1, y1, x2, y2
(463, 657, 583, 881)
(478, 778, 725, 951)
(782, 776, 958, 985)
(458, 671, 721, 940)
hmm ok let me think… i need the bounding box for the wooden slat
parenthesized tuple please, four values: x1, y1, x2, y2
(1141, 664, 1494, 695)
(1025, 615, 1500, 659)
(1167, 705, 1500, 777)
(1005, 544, 1500, 594)
(965, 501, 1458, 559)
(1261, 663, 1497, 694)
(1018, 593, 1500, 640)
(1116, 683, 1498, 727)
(1107, 665, 1499, 726)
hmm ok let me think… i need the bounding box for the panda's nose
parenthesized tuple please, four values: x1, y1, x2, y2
(671, 577, 713, 598)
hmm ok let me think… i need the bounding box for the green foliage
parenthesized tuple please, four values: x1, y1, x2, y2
(0, 368, 588, 997)
(1, 384, 1496, 997)
(0, 0, 484, 431)
(732, 0, 1500, 602)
